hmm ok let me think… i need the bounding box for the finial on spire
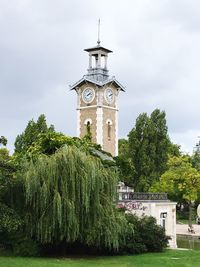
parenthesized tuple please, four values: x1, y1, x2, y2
(97, 18, 101, 45)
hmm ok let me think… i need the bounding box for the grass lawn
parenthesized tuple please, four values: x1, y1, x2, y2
(1, 249, 200, 267)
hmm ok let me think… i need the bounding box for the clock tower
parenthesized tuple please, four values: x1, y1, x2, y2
(70, 40, 124, 156)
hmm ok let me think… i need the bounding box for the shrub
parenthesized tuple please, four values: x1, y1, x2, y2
(115, 214, 168, 255)
(12, 235, 39, 256)
(0, 203, 22, 243)
(125, 214, 169, 252)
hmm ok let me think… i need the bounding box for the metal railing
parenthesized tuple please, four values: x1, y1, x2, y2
(121, 192, 168, 201)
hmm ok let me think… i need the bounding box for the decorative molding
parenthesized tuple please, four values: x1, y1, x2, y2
(115, 110, 118, 156)
(96, 88, 103, 106)
(70, 76, 125, 92)
(115, 90, 119, 110)
(78, 105, 118, 111)
(121, 192, 168, 201)
(78, 105, 98, 109)
(77, 109, 80, 137)
(102, 105, 118, 110)
(76, 87, 81, 109)
(96, 107, 103, 147)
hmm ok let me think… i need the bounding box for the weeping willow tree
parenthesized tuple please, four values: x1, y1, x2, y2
(24, 145, 126, 250)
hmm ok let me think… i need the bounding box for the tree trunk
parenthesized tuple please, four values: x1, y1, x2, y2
(188, 201, 193, 228)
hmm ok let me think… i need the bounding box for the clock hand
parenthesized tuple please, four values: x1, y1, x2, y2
(87, 92, 91, 97)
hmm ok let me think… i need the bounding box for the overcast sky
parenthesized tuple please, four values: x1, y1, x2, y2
(1, 0, 200, 154)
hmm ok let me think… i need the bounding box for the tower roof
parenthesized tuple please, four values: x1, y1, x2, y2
(70, 76, 125, 92)
(84, 45, 113, 54)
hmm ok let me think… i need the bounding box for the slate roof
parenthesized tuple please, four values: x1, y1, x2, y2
(84, 45, 113, 54)
(70, 76, 125, 92)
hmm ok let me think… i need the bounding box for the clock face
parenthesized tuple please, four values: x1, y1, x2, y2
(105, 88, 114, 104)
(82, 87, 95, 103)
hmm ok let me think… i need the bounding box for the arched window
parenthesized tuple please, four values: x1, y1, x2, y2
(84, 119, 92, 139)
(86, 121, 91, 135)
(106, 119, 112, 141)
(108, 121, 111, 140)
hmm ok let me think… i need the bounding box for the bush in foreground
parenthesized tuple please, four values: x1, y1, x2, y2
(116, 214, 169, 255)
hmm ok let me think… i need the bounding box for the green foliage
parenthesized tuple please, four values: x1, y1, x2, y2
(118, 139, 129, 157)
(117, 216, 145, 254)
(0, 136, 7, 146)
(12, 235, 39, 256)
(115, 157, 134, 187)
(24, 145, 123, 250)
(133, 215, 169, 252)
(191, 152, 200, 206)
(27, 131, 115, 167)
(152, 156, 200, 203)
(0, 114, 169, 256)
(168, 143, 181, 157)
(0, 203, 22, 234)
(0, 148, 18, 210)
(192, 151, 200, 171)
(0, 203, 24, 253)
(0, 149, 13, 194)
(117, 214, 168, 254)
(128, 109, 172, 191)
(152, 156, 200, 226)
(85, 122, 92, 142)
(0, 148, 15, 173)
(0, 148, 10, 162)
(115, 139, 135, 186)
(0, 148, 27, 253)
(28, 131, 75, 156)
(13, 113, 114, 168)
(14, 114, 55, 154)
(117, 110, 180, 190)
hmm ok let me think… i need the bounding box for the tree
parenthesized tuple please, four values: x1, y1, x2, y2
(0, 203, 22, 244)
(168, 143, 181, 157)
(118, 139, 129, 157)
(115, 139, 135, 186)
(0, 147, 23, 250)
(191, 151, 200, 206)
(0, 136, 7, 146)
(128, 109, 171, 191)
(24, 145, 125, 250)
(0, 140, 18, 195)
(152, 156, 200, 228)
(28, 131, 75, 156)
(0, 148, 17, 206)
(191, 151, 200, 171)
(14, 114, 54, 154)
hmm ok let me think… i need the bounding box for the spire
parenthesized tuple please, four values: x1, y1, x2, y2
(97, 19, 101, 46)
(84, 19, 112, 82)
